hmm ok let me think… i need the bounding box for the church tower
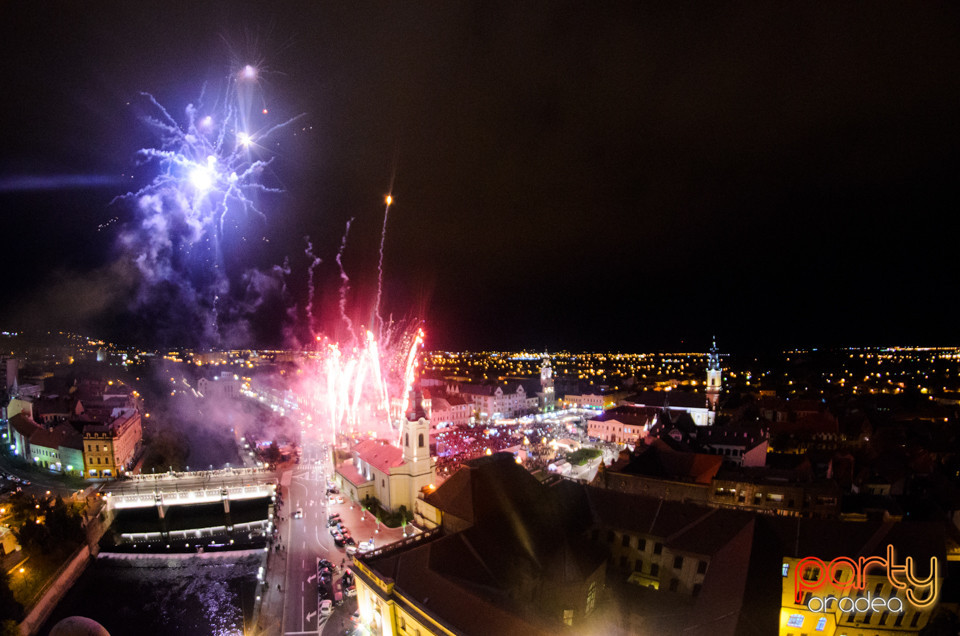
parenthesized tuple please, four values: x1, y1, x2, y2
(706, 337, 722, 411)
(402, 386, 431, 464)
(540, 353, 556, 412)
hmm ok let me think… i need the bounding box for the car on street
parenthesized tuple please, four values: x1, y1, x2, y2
(346, 545, 357, 556)
(320, 599, 333, 616)
(294, 507, 303, 518)
(334, 534, 345, 547)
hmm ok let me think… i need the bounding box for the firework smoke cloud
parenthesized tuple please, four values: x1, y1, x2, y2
(114, 63, 302, 348)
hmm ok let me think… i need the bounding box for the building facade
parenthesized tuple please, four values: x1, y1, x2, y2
(83, 409, 143, 478)
(336, 389, 437, 513)
(706, 337, 721, 411)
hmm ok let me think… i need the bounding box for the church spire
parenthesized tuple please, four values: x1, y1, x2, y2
(406, 383, 427, 422)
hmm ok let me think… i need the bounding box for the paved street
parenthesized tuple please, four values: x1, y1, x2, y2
(0, 451, 86, 499)
(254, 439, 411, 636)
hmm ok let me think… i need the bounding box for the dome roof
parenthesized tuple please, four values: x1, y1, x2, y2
(49, 616, 111, 636)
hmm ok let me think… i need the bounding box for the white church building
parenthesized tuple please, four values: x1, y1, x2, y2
(335, 388, 437, 513)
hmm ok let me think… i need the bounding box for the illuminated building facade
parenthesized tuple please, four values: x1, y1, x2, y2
(587, 406, 654, 443)
(336, 389, 437, 513)
(540, 353, 556, 411)
(706, 337, 721, 411)
(197, 374, 241, 399)
(82, 409, 143, 478)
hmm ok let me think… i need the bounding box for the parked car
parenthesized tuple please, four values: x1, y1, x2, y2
(320, 599, 333, 616)
(346, 545, 358, 556)
(334, 535, 345, 547)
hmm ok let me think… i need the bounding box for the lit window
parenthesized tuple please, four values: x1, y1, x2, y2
(786, 614, 804, 627)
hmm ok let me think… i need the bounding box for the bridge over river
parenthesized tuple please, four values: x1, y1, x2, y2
(104, 467, 278, 517)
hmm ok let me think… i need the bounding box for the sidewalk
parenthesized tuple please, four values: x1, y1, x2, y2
(253, 468, 291, 636)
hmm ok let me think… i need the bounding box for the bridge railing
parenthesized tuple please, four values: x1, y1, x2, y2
(107, 483, 276, 508)
(128, 466, 269, 482)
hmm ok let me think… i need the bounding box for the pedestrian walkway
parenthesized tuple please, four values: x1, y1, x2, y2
(252, 469, 292, 636)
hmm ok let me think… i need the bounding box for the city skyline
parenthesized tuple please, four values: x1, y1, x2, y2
(2, 3, 959, 352)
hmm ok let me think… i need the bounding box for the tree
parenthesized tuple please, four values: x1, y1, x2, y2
(141, 428, 189, 472)
(0, 569, 23, 623)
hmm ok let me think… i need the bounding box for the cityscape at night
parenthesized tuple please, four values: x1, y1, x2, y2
(2, 2, 960, 636)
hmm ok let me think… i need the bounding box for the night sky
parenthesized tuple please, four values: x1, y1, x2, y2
(2, 2, 959, 352)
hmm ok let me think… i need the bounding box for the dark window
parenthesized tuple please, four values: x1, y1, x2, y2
(669, 579, 679, 592)
(879, 611, 889, 626)
(654, 542, 662, 555)
(874, 583, 883, 596)
(692, 583, 702, 597)
(634, 559, 643, 572)
(418, 433, 424, 447)
(607, 531, 614, 543)
(673, 556, 683, 569)
(910, 613, 920, 628)
(894, 613, 904, 627)
(405, 433, 409, 447)
(619, 556, 628, 568)
(697, 560, 707, 574)
(638, 538, 646, 551)
(862, 612, 871, 625)
(650, 564, 659, 576)
(622, 535, 630, 547)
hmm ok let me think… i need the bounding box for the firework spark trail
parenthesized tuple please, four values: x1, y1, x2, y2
(110, 65, 303, 348)
(374, 196, 392, 341)
(304, 236, 322, 341)
(397, 328, 424, 446)
(335, 218, 356, 339)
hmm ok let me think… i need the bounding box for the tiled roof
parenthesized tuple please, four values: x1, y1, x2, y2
(353, 439, 405, 474)
(9, 413, 41, 438)
(338, 462, 372, 487)
(625, 390, 707, 410)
